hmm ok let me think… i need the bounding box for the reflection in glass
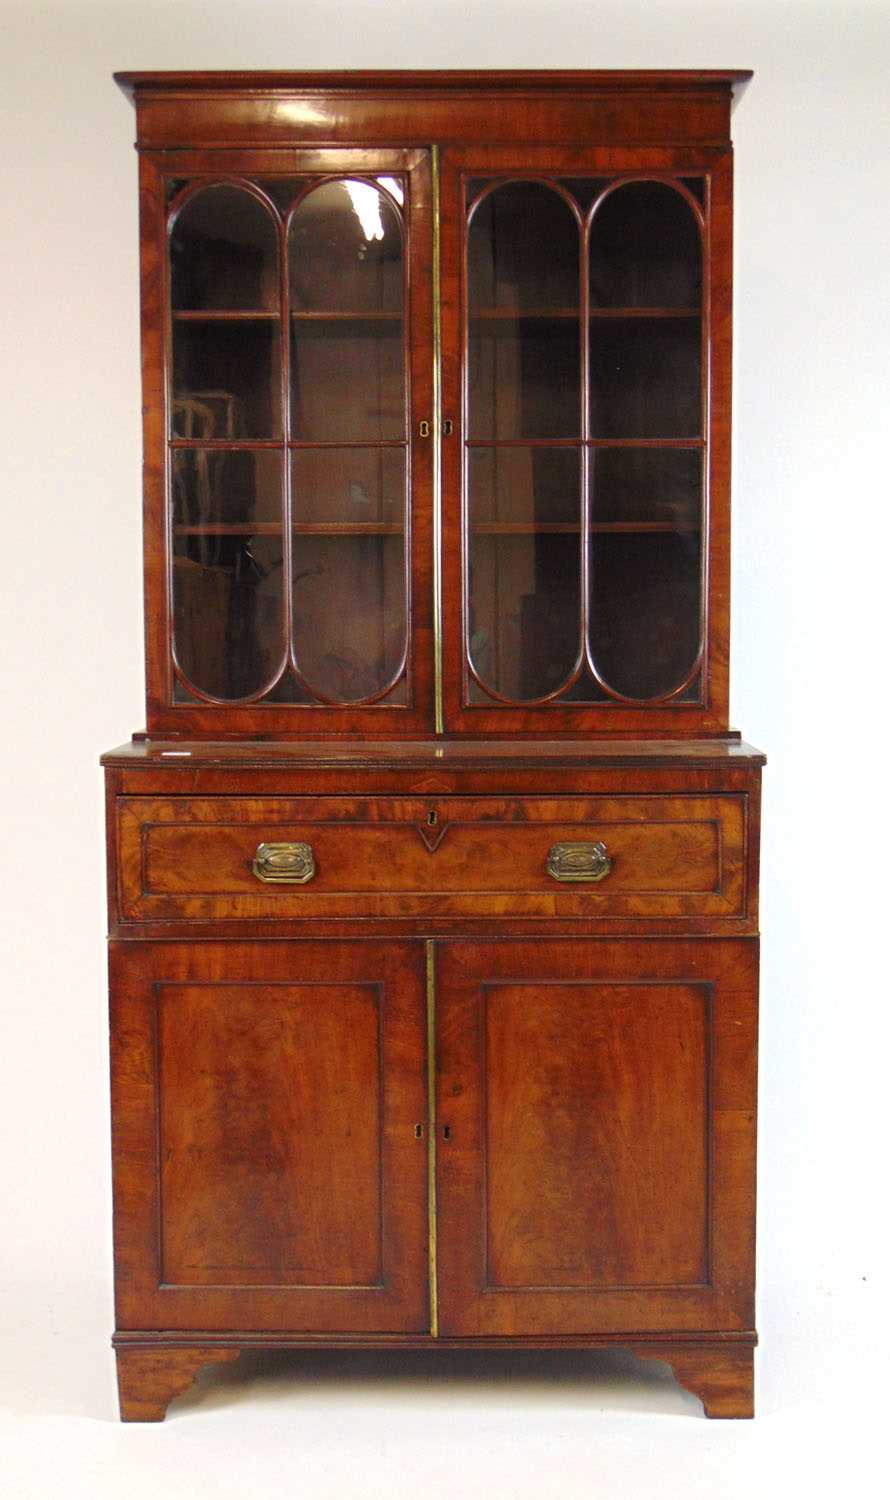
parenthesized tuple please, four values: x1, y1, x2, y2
(292, 536, 406, 702)
(291, 448, 405, 527)
(589, 319, 701, 438)
(173, 531, 284, 700)
(467, 183, 580, 440)
(289, 180, 403, 313)
(589, 182, 702, 308)
(172, 449, 283, 529)
(468, 536, 581, 702)
(170, 185, 279, 310)
(589, 532, 702, 700)
(171, 322, 281, 439)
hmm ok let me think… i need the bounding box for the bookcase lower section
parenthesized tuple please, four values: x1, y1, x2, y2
(114, 1332, 756, 1422)
(104, 746, 762, 1425)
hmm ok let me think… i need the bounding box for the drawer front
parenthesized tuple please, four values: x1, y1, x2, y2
(115, 794, 749, 923)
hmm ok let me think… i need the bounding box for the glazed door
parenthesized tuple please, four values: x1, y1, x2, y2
(146, 149, 434, 735)
(435, 939, 757, 1335)
(440, 146, 732, 735)
(110, 941, 429, 1332)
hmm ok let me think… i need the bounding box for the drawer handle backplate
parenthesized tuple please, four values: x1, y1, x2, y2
(546, 840, 611, 884)
(253, 841, 316, 884)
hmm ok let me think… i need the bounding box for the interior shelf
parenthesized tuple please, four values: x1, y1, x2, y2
(175, 521, 404, 536)
(470, 520, 700, 535)
(172, 310, 279, 320)
(290, 310, 402, 321)
(469, 307, 700, 320)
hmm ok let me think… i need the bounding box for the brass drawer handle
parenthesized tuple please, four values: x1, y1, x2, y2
(252, 841, 316, 884)
(546, 840, 611, 884)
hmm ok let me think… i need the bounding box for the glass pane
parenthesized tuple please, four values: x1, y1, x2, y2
(292, 536, 406, 702)
(172, 448, 283, 528)
(291, 448, 405, 526)
(589, 319, 701, 438)
(289, 180, 403, 313)
(468, 535, 581, 702)
(173, 530, 285, 700)
(289, 180, 405, 442)
(468, 182, 579, 310)
(290, 320, 404, 441)
(589, 532, 702, 700)
(589, 181, 702, 308)
(170, 186, 279, 311)
(467, 183, 580, 440)
(590, 448, 701, 527)
(171, 322, 281, 438)
(468, 446, 580, 526)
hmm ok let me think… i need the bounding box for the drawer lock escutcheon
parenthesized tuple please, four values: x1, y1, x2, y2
(546, 840, 612, 884)
(253, 841, 316, 885)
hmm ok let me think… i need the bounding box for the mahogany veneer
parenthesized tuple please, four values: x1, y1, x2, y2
(105, 70, 761, 1422)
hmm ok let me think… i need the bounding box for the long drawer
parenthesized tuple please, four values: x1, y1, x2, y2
(113, 794, 750, 923)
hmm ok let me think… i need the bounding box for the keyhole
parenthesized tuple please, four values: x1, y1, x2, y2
(442, 1124, 451, 1141)
(414, 1123, 423, 1139)
(427, 809, 438, 827)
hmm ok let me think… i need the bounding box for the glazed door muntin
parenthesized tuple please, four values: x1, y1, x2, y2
(110, 940, 429, 1332)
(147, 148, 435, 735)
(434, 938, 757, 1336)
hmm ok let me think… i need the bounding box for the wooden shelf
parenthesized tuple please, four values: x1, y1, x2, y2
(471, 521, 699, 536)
(172, 310, 279, 320)
(290, 310, 402, 322)
(471, 308, 577, 320)
(470, 307, 700, 320)
(175, 522, 404, 536)
(466, 438, 705, 449)
(174, 522, 282, 536)
(293, 522, 404, 535)
(589, 307, 700, 319)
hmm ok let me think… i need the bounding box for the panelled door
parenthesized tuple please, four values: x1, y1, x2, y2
(110, 940, 429, 1332)
(434, 939, 757, 1336)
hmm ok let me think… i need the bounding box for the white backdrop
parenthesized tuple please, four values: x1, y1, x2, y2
(2, 2, 888, 1496)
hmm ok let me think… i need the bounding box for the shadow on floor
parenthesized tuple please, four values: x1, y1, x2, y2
(171, 1345, 702, 1420)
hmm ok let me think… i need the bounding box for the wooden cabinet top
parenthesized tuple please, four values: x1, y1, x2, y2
(115, 69, 752, 149)
(101, 736, 765, 769)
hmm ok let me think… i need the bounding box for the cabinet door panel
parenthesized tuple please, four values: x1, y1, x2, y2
(111, 941, 428, 1332)
(435, 939, 756, 1335)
